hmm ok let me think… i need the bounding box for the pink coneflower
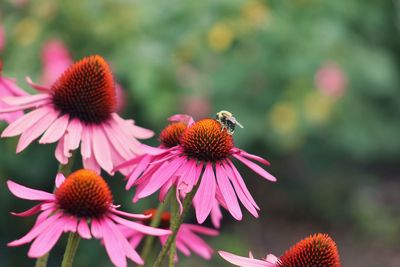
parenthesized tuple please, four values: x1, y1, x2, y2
(7, 169, 171, 267)
(0, 62, 27, 123)
(118, 116, 276, 224)
(219, 233, 341, 267)
(122, 209, 219, 260)
(0, 55, 153, 174)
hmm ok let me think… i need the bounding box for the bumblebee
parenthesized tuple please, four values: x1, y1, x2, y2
(216, 110, 243, 135)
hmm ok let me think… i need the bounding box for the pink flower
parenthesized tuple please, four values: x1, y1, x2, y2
(0, 55, 153, 174)
(41, 39, 73, 86)
(219, 233, 341, 267)
(7, 169, 171, 267)
(315, 61, 347, 98)
(117, 115, 276, 224)
(0, 62, 27, 123)
(122, 209, 219, 260)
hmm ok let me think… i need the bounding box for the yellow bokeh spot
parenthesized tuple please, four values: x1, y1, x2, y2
(14, 18, 41, 46)
(303, 91, 335, 125)
(269, 102, 299, 135)
(241, 0, 271, 27)
(207, 23, 234, 52)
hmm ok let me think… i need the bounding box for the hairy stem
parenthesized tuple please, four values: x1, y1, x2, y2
(61, 232, 81, 267)
(168, 188, 179, 267)
(153, 184, 200, 267)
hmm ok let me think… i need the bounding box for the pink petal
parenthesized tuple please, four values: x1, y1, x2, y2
(16, 108, 59, 153)
(177, 160, 199, 194)
(215, 163, 242, 220)
(55, 136, 68, 164)
(1, 94, 50, 106)
(91, 218, 103, 238)
(1, 106, 50, 137)
(55, 173, 66, 188)
(7, 180, 55, 201)
(39, 114, 69, 144)
(237, 149, 271, 166)
(125, 155, 152, 189)
(175, 238, 191, 256)
(194, 163, 216, 224)
(136, 157, 184, 199)
(226, 160, 259, 210)
(102, 123, 132, 160)
(108, 214, 171, 236)
(130, 124, 154, 139)
(222, 161, 259, 217)
(62, 215, 78, 232)
(8, 212, 62, 247)
(168, 114, 194, 126)
(97, 219, 127, 267)
(233, 154, 277, 182)
(65, 118, 82, 151)
(211, 202, 223, 228)
(83, 155, 101, 174)
(218, 251, 273, 267)
(185, 224, 219, 236)
(11, 204, 42, 217)
(92, 126, 113, 173)
(103, 218, 144, 265)
(0, 77, 28, 96)
(80, 127, 92, 159)
(78, 219, 91, 239)
(28, 217, 65, 258)
(179, 227, 213, 259)
(110, 209, 151, 220)
(26, 77, 51, 93)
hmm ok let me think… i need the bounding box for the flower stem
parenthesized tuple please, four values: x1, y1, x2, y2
(140, 190, 173, 266)
(153, 183, 200, 267)
(34, 253, 49, 267)
(35, 153, 76, 267)
(61, 232, 81, 267)
(168, 188, 179, 267)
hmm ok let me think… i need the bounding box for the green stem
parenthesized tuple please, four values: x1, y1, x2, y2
(168, 188, 179, 267)
(34, 153, 76, 267)
(61, 232, 81, 267)
(153, 184, 200, 267)
(34, 253, 49, 267)
(140, 190, 173, 266)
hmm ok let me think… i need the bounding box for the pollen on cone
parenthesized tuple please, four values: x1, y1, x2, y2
(55, 169, 113, 218)
(51, 55, 117, 124)
(159, 122, 187, 148)
(278, 233, 341, 267)
(181, 118, 234, 162)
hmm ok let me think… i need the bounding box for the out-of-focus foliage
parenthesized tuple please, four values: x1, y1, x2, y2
(0, 0, 399, 266)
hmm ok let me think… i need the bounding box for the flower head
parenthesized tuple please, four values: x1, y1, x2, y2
(117, 114, 276, 224)
(7, 169, 171, 267)
(0, 55, 153, 174)
(219, 233, 341, 267)
(122, 209, 219, 260)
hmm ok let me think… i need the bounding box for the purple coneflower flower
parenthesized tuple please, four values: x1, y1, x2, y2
(0, 55, 153, 174)
(117, 116, 276, 224)
(7, 169, 171, 267)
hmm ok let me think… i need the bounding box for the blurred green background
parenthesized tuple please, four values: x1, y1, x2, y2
(1, 0, 399, 266)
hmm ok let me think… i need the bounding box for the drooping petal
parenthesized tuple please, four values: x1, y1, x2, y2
(39, 114, 69, 144)
(108, 214, 171, 236)
(215, 163, 242, 220)
(92, 125, 113, 173)
(130, 124, 154, 139)
(27, 216, 65, 258)
(78, 219, 91, 239)
(222, 161, 258, 217)
(1, 106, 51, 137)
(65, 118, 83, 151)
(218, 251, 274, 267)
(179, 227, 213, 259)
(55, 173, 66, 188)
(99, 219, 127, 267)
(7, 180, 55, 201)
(55, 136, 68, 164)
(10, 204, 42, 217)
(211, 201, 223, 228)
(184, 224, 219, 236)
(26, 77, 51, 93)
(233, 154, 276, 182)
(110, 209, 151, 220)
(91, 218, 103, 239)
(236, 149, 271, 166)
(16, 108, 59, 153)
(8, 212, 62, 247)
(194, 163, 216, 224)
(83, 154, 101, 174)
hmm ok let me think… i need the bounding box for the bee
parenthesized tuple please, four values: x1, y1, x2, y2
(216, 110, 243, 135)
